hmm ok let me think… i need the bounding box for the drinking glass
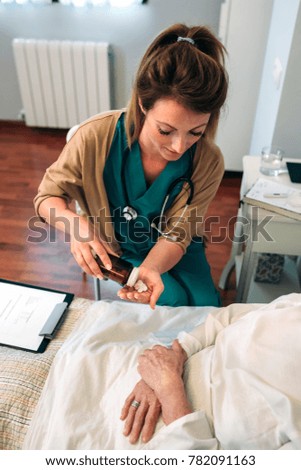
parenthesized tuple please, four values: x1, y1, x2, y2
(260, 146, 284, 176)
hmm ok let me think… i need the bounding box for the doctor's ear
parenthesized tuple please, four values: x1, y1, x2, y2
(138, 98, 146, 115)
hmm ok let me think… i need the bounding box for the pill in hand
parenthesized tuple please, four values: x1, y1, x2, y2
(134, 280, 148, 293)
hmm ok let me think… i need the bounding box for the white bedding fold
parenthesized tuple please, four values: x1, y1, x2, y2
(23, 295, 301, 450)
(24, 301, 214, 449)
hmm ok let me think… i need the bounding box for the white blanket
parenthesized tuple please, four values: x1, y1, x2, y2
(23, 295, 301, 450)
(24, 301, 215, 449)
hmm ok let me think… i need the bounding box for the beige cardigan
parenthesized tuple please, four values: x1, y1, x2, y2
(34, 110, 224, 254)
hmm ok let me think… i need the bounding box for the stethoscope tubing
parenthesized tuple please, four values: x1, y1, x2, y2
(156, 178, 194, 232)
(121, 147, 195, 240)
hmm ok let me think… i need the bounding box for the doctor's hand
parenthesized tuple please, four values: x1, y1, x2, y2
(120, 380, 161, 444)
(70, 215, 116, 279)
(117, 266, 164, 310)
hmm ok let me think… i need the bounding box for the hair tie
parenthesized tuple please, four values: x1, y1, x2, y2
(177, 36, 195, 45)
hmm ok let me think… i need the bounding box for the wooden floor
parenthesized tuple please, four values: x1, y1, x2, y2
(0, 120, 241, 306)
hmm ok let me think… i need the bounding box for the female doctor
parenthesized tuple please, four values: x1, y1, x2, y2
(34, 23, 228, 309)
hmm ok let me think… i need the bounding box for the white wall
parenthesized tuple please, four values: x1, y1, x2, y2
(215, 0, 301, 170)
(273, 3, 301, 158)
(215, 0, 274, 171)
(250, 0, 301, 157)
(0, 0, 222, 120)
(2, 0, 300, 168)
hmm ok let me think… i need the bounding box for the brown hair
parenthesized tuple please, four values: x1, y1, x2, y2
(125, 23, 228, 146)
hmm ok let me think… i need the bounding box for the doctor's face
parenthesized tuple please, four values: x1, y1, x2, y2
(138, 98, 210, 163)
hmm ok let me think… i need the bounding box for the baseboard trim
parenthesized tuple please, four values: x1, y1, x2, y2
(223, 170, 243, 179)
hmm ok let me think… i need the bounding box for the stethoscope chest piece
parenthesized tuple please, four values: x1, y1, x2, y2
(122, 205, 138, 221)
(121, 146, 195, 232)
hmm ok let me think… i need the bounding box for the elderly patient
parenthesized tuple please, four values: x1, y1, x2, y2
(24, 294, 301, 450)
(122, 296, 301, 450)
(121, 340, 196, 444)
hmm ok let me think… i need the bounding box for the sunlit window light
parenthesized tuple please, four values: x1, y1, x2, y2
(0, 0, 147, 5)
(109, 0, 145, 7)
(90, 0, 107, 5)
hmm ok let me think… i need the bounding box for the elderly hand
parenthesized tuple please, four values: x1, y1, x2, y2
(117, 266, 164, 310)
(120, 380, 161, 444)
(137, 340, 191, 425)
(137, 340, 187, 394)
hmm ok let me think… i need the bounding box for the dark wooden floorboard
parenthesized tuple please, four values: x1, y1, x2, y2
(0, 121, 241, 306)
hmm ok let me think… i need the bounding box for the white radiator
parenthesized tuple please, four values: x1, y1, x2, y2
(12, 38, 111, 129)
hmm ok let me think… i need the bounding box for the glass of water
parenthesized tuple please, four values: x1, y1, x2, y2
(260, 146, 284, 176)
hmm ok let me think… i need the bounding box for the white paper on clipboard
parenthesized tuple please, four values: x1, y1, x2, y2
(0, 281, 67, 351)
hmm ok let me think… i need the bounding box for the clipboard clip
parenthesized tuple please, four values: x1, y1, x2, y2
(39, 302, 68, 339)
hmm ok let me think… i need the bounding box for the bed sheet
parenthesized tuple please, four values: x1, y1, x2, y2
(23, 300, 215, 450)
(0, 297, 93, 450)
(23, 294, 301, 450)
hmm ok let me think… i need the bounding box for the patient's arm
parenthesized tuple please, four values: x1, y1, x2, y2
(178, 302, 262, 357)
(120, 380, 161, 444)
(137, 340, 192, 425)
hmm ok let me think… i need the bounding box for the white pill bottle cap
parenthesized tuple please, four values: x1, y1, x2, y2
(126, 267, 140, 287)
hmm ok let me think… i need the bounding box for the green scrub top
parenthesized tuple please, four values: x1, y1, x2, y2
(103, 113, 191, 257)
(103, 113, 220, 307)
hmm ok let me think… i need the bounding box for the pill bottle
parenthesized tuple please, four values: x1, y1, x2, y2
(94, 254, 140, 287)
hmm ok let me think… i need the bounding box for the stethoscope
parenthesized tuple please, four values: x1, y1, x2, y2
(121, 148, 195, 241)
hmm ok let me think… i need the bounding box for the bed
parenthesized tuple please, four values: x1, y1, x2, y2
(0, 297, 94, 450)
(1, 294, 301, 450)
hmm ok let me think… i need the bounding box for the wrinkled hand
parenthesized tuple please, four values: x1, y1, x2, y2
(117, 266, 164, 309)
(137, 340, 187, 398)
(70, 215, 115, 278)
(120, 380, 161, 444)
(138, 341, 192, 425)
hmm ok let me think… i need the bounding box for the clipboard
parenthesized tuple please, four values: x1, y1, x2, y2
(0, 279, 74, 353)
